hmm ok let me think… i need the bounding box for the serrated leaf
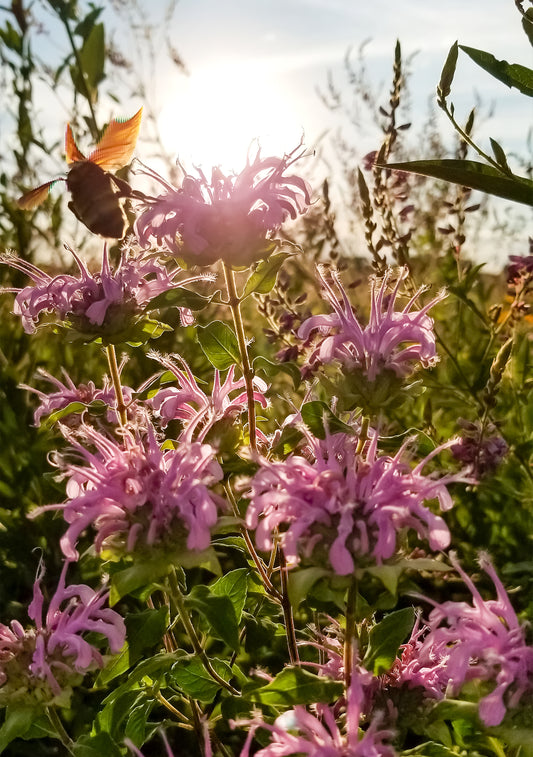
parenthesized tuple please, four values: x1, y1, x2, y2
(363, 607, 415, 675)
(109, 556, 172, 604)
(459, 45, 533, 96)
(382, 159, 533, 207)
(250, 666, 343, 706)
(185, 585, 240, 650)
(301, 400, 355, 438)
(253, 355, 301, 389)
(287, 567, 329, 608)
(73, 732, 123, 757)
(210, 568, 248, 622)
(197, 321, 241, 370)
(0, 705, 37, 752)
(171, 656, 233, 702)
(150, 287, 213, 312)
(125, 606, 169, 664)
(438, 41, 458, 98)
(242, 252, 292, 297)
(124, 698, 154, 746)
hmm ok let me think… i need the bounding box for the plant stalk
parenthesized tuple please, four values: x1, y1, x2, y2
(106, 344, 128, 426)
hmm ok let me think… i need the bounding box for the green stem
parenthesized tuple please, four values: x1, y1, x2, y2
(45, 706, 75, 755)
(344, 577, 358, 690)
(278, 548, 300, 665)
(168, 569, 240, 696)
(106, 344, 128, 426)
(223, 263, 257, 452)
(154, 691, 192, 726)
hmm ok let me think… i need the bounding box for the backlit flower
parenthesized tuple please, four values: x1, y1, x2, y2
(396, 554, 533, 726)
(1, 243, 202, 338)
(31, 422, 225, 560)
(246, 431, 470, 574)
(0, 561, 125, 706)
(298, 267, 445, 382)
(134, 146, 312, 267)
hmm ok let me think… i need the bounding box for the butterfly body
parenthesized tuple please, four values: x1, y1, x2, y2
(18, 108, 142, 239)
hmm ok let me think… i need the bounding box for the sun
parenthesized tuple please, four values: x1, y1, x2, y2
(157, 59, 305, 174)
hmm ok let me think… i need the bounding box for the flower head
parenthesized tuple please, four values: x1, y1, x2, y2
(246, 431, 470, 574)
(134, 146, 312, 267)
(1, 243, 201, 338)
(148, 352, 269, 444)
(298, 267, 445, 383)
(32, 422, 225, 560)
(0, 561, 125, 706)
(235, 669, 396, 756)
(395, 554, 533, 726)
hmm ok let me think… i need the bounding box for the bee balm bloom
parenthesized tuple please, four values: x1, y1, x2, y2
(0, 561, 125, 706)
(31, 422, 225, 561)
(134, 147, 312, 267)
(299, 266, 445, 382)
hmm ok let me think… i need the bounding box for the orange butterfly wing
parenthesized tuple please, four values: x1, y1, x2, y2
(17, 180, 61, 210)
(65, 123, 87, 165)
(87, 107, 143, 170)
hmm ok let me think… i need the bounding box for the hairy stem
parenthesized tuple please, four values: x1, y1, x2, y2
(278, 548, 300, 665)
(168, 569, 240, 696)
(106, 344, 128, 426)
(344, 577, 358, 690)
(223, 263, 258, 452)
(46, 706, 75, 755)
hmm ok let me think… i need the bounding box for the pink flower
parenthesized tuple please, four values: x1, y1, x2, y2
(134, 146, 311, 267)
(234, 669, 396, 756)
(246, 431, 470, 574)
(20, 367, 137, 427)
(148, 352, 269, 443)
(31, 422, 225, 560)
(0, 561, 125, 706)
(298, 267, 445, 381)
(396, 554, 533, 726)
(1, 243, 202, 337)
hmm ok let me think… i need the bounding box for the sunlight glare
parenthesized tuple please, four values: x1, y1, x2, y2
(158, 60, 305, 175)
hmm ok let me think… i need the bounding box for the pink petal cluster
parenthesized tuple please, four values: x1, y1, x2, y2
(0, 561, 125, 705)
(134, 147, 312, 267)
(396, 554, 533, 726)
(32, 422, 225, 560)
(1, 244, 197, 335)
(298, 267, 445, 381)
(21, 367, 136, 427)
(148, 352, 269, 443)
(246, 431, 470, 574)
(236, 670, 396, 757)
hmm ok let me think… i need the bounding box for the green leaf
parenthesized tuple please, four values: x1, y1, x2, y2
(253, 355, 301, 389)
(80, 22, 105, 94)
(438, 41, 458, 99)
(124, 698, 154, 746)
(363, 607, 415, 675)
(459, 44, 533, 96)
(489, 137, 511, 172)
(242, 252, 292, 297)
(287, 567, 329, 608)
(381, 159, 533, 207)
(301, 401, 355, 438)
(171, 656, 233, 702)
(197, 321, 241, 370)
(0, 705, 37, 752)
(210, 568, 248, 623)
(185, 585, 240, 650)
(72, 732, 123, 757)
(109, 556, 172, 604)
(150, 287, 214, 312)
(125, 607, 169, 664)
(250, 666, 343, 706)
(41, 400, 88, 427)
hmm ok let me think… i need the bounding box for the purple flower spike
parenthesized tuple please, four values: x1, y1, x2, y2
(31, 422, 225, 560)
(246, 431, 471, 574)
(134, 146, 312, 267)
(299, 266, 446, 381)
(0, 561, 125, 706)
(397, 554, 533, 726)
